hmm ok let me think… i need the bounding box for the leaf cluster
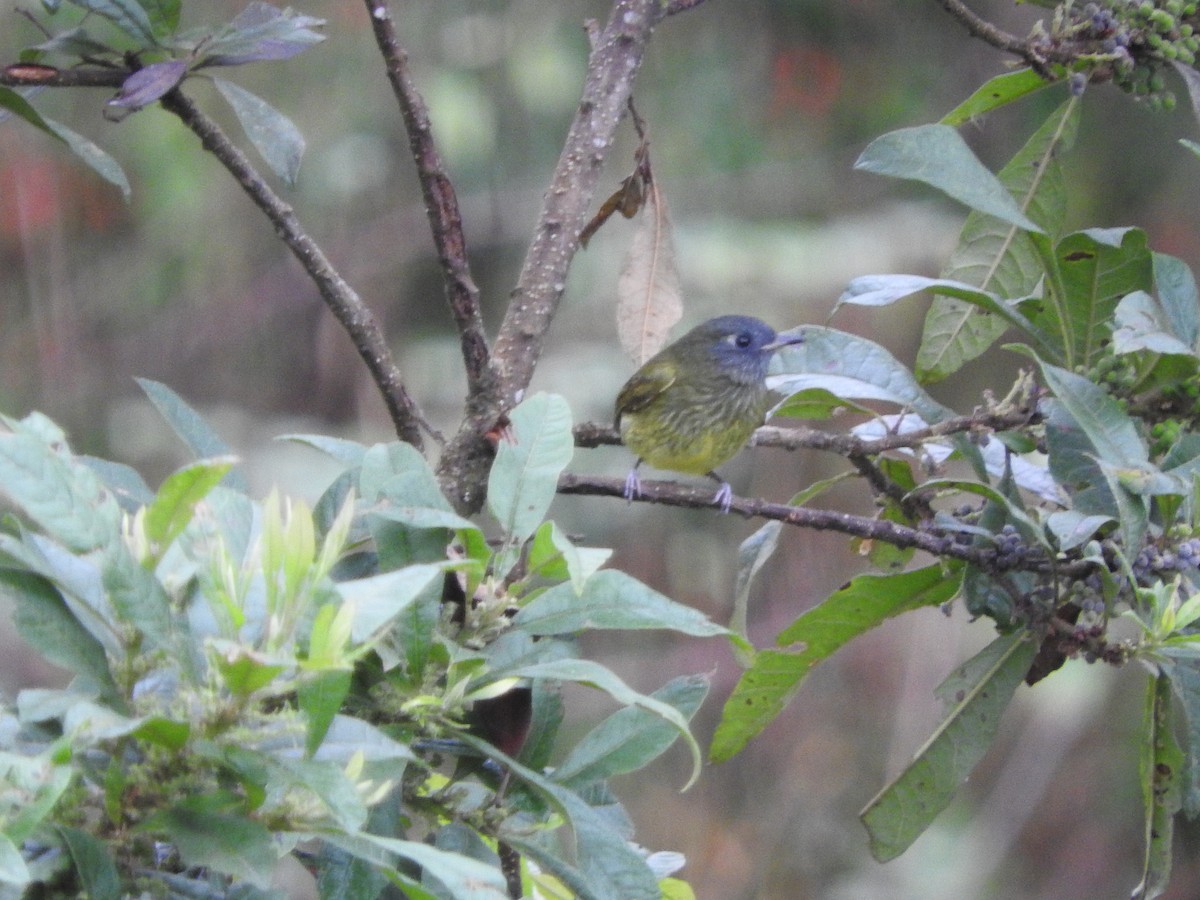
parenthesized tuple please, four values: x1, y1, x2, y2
(0, 384, 721, 898)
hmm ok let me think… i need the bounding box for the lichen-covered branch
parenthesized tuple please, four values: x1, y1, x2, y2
(158, 88, 432, 448)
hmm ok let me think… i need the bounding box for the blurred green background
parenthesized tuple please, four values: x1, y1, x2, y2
(4, 1, 1200, 897)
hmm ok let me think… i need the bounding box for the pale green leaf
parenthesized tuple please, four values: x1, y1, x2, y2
(213, 78, 305, 186)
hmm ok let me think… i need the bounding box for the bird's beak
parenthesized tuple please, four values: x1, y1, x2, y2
(764, 329, 805, 352)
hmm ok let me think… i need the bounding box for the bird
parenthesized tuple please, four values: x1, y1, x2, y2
(614, 315, 804, 512)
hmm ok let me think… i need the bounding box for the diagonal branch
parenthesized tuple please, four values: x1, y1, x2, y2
(362, 0, 491, 396)
(158, 87, 432, 448)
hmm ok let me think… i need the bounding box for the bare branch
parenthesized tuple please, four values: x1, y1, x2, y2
(158, 88, 433, 448)
(362, 0, 491, 396)
(557, 472, 1092, 578)
(436, 0, 674, 512)
(935, 0, 1056, 78)
(0, 65, 128, 88)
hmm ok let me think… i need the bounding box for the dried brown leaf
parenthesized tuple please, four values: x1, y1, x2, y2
(616, 181, 683, 364)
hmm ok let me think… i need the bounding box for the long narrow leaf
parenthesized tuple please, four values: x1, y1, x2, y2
(860, 631, 1036, 861)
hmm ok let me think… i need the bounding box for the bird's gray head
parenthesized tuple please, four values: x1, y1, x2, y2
(682, 315, 801, 383)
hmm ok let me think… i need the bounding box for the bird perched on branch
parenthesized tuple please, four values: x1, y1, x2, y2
(615, 315, 804, 512)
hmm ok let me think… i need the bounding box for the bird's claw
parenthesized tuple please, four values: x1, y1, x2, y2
(712, 481, 733, 514)
(623, 468, 642, 502)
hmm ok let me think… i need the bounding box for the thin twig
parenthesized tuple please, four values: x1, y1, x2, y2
(362, 0, 492, 397)
(935, 0, 1057, 78)
(158, 88, 433, 448)
(0, 65, 128, 88)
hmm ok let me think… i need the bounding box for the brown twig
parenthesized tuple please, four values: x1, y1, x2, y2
(934, 0, 1057, 79)
(157, 88, 433, 448)
(0, 65, 128, 88)
(362, 0, 492, 398)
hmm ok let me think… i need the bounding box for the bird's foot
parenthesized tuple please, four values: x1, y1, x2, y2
(623, 468, 642, 502)
(712, 481, 733, 514)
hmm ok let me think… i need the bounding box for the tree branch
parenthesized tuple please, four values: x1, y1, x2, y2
(934, 0, 1057, 79)
(557, 473, 1091, 578)
(362, 0, 492, 397)
(157, 87, 432, 448)
(1, 65, 128, 89)
(436, 0, 684, 512)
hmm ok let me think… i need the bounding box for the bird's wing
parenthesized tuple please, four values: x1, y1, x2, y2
(615, 360, 677, 422)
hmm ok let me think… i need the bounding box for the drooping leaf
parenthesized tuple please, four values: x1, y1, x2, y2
(136, 378, 248, 491)
(1166, 660, 1200, 817)
(321, 832, 507, 899)
(146, 807, 277, 887)
(939, 68, 1054, 125)
(1132, 672, 1183, 900)
(335, 563, 443, 643)
(514, 569, 728, 638)
(298, 669, 352, 759)
(730, 521, 782, 661)
(616, 180, 683, 365)
(0, 86, 60, 137)
(855, 123, 1042, 233)
(55, 825, 120, 900)
(41, 117, 132, 202)
(456, 733, 663, 900)
(860, 631, 1036, 861)
(919, 98, 1079, 380)
(487, 393, 574, 578)
(552, 673, 709, 789)
(487, 657, 703, 790)
(2, 571, 118, 698)
(710, 564, 962, 762)
(1037, 361, 1148, 468)
(213, 77, 305, 186)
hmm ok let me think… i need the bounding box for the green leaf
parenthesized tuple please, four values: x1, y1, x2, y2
(860, 631, 1036, 861)
(143, 456, 237, 552)
(41, 118, 132, 202)
(769, 326, 955, 425)
(1133, 672, 1183, 900)
(525, 521, 612, 593)
(0, 423, 122, 554)
(730, 521, 782, 659)
(1167, 660, 1200, 817)
(199, 3, 326, 66)
(132, 716, 190, 751)
(711, 564, 962, 762)
(0, 834, 29, 888)
(2, 570, 118, 698)
(335, 562, 443, 643)
(1041, 228, 1153, 369)
(1037, 361, 1148, 468)
(146, 807, 277, 887)
(514, 569, 728, 638)
(140, 0, 180, 35)
(456, 733, 662, 900)
(213, 78, 305, 186)
(312, 715, 415, 765)
(939, 68, 1054, 125)
(280, 433, 369, 468)
(769, 387, 875, 420)
(487, 393, 574, 579)
(552, 673, 709, 789)
(1044, 510, 1114, 552)
(0, 86, 61, 138)
(55, 825, 120, 900)
(1154, 252, 1200, 349)
(66, 0, 156, 45)
(298, 669, 352, 758)
(489, 657, 704, 790)
(136, 378, 248, 491)
(920, 98, 1079, 380)
(320, 832, 508, 899)
(855, 123, 1042, 233)
(80, 455, 153, 509)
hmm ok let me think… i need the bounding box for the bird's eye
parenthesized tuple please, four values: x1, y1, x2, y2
(734, 332, 752, 349)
